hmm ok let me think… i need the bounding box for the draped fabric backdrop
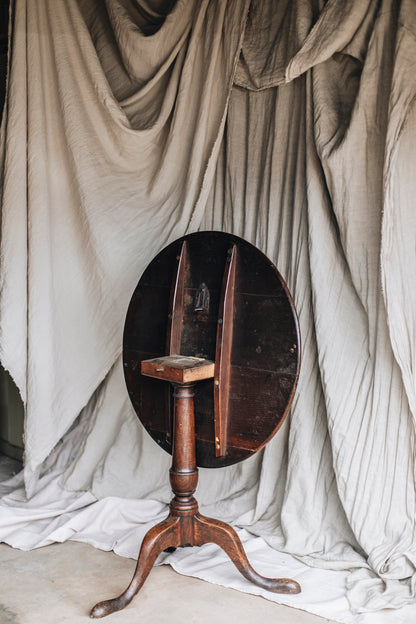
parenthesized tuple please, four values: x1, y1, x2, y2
(1, 1, 416, 622)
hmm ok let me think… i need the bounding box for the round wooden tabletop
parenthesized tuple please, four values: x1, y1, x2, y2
(123, 231, 300, 468)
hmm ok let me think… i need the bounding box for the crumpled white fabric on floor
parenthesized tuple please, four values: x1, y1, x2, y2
(1, 0, 416, 621)
(1, 426, 416, 624)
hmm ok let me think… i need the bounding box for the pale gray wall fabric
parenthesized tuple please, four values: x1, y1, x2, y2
(1, 0, 416, 615)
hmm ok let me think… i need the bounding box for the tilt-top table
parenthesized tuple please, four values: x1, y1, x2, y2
(90, 231, 301, 618)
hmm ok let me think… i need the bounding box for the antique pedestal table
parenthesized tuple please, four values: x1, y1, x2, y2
(90, 231, 301, 618)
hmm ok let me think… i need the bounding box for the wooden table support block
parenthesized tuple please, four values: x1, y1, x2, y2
(141, 355, 215, 384)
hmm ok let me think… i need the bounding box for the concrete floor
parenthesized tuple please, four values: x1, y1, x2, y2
(0, 454, 338, 624)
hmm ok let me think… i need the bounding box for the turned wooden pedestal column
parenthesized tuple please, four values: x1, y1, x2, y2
(90, 356, 300, 618)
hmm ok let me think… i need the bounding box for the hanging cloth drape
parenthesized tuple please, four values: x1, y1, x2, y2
(1, 0, 416, 619)
(201, 0, 416, 612)
(0, 0, 251, 490)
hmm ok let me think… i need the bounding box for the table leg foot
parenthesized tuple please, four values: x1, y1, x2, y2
(194, 514, 300, 594)
(90, 515, 181, 618)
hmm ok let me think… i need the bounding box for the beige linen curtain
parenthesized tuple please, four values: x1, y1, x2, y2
(1, 0, 416, 617)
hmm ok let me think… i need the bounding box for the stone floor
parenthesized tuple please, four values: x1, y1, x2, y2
(0, 454, 338, 624)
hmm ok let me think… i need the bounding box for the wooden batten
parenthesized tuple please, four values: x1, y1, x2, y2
(214, 244, 237, 457)
(166, 240, 188, 355)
